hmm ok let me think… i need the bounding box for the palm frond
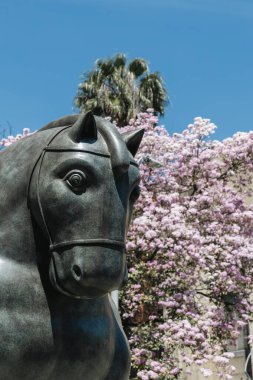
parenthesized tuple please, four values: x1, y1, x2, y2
(113, 53, 127, 68)
(129, 58, 149, 78)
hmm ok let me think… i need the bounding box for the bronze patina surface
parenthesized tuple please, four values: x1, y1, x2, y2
(0, 112, 144, 380)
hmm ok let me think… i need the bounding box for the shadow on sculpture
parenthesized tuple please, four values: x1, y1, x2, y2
(0, 112, 144, 380)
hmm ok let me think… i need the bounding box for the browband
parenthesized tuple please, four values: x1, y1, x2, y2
(43, 146, 139, 167)
(44, 146, 111, 158)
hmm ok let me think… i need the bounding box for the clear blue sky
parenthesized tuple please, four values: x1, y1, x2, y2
(0, 0, 253, 140)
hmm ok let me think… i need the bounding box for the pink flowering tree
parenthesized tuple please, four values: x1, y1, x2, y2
(119, 111, 253, 380)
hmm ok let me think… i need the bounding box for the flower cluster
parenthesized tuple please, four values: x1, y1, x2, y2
(0, 128, 31, 149)
(119, 111, 253, 379)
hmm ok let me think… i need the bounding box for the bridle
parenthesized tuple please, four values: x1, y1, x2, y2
(27, 125, 131, 253)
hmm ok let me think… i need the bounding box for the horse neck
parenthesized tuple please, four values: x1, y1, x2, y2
(0, 130, 53, 264)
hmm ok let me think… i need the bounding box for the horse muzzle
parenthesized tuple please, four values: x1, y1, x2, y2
(48, 239, 126, 299)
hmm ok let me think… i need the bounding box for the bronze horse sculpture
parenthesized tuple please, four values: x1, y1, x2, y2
(0, 112, 144, 380)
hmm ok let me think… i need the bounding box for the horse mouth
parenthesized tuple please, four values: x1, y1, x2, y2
(49, 253, 109, 299)
(48, 245, 125, 299)
(49, 256, 85, 299)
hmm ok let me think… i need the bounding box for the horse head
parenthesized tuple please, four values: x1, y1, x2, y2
(28, 113, 144, 299)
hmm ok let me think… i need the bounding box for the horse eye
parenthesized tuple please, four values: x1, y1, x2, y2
(65, 171, 87, 191)
(130, 186, 141, 203)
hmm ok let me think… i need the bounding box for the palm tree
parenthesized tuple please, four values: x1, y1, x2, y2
(75, 53, 168, 127)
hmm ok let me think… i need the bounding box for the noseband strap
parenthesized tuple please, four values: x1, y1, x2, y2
(49, 239, 125, 252)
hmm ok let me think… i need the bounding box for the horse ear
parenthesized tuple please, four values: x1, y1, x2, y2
(69, 112, 97, 142)
(121, 128, 144, 157)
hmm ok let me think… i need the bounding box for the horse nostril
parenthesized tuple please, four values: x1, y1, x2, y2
(72, 265, 82, 280)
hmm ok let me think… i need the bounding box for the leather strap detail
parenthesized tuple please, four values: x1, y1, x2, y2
(44, 146, 111, 158)
(49, 239, 126, 251)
